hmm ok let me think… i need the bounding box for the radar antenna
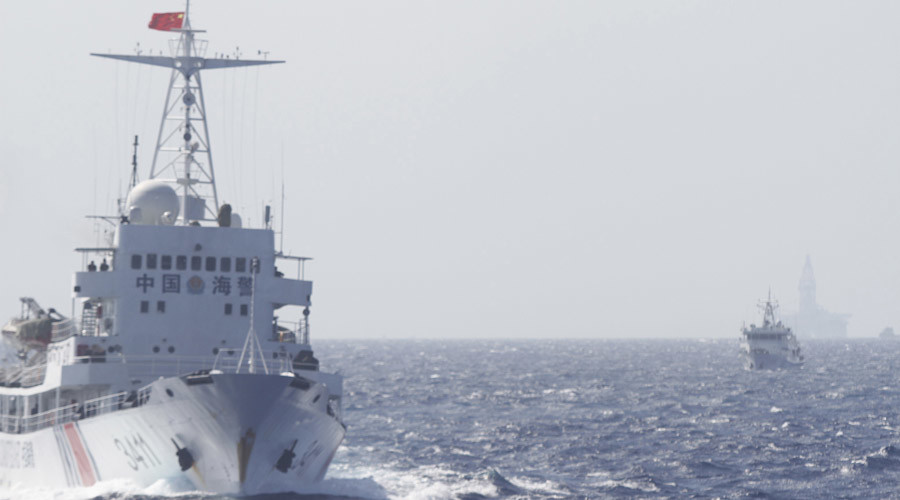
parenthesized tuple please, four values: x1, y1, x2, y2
(758, 289, 779, 328)
(91, 0, 283, 225)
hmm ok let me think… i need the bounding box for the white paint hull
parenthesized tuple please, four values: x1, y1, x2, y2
(0, 372, 345, 496)
(742, 351, 803, 370)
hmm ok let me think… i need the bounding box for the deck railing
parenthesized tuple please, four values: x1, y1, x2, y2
(0, 348, 306, 388)
(1, 388, 147, 434)
(212, 348, 295, 374)
(0, 348, 306, 433)
(275, 319, 310, 345)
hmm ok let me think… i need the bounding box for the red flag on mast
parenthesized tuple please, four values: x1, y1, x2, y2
(148, 12, 185, 31)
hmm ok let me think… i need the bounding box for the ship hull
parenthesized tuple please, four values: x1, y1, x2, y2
(742, 351, 803, 370)
(0, 372, 344, 495)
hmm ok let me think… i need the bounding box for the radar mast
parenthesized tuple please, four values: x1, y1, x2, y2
(91, 0, 283, 225)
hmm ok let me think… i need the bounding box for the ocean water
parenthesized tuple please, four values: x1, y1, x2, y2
(11, 338, 900, 499)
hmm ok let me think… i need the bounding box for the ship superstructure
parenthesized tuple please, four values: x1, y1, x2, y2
(740, 294, 803, 370)
(0, 4, 344, 495)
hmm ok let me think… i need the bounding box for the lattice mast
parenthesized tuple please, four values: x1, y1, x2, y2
(91, 0, 283, 225)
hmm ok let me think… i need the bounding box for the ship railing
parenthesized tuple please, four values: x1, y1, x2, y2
(73, 350, 298, 376)
(82, 391, 130, 419)
(66, 353, 215, 378)
(15, 403, 79, 434)
(118, 355, 217, 380)
(212, 348, 295, 373)
(0, 349, 299, 397)
(3, 401, 81, 434)
(75, 352, 292, 379)
(274, 319, 310, 345)
(137, 383, 152, 405)
(0, 414, 18, 434)
(3, 389, 147, 434)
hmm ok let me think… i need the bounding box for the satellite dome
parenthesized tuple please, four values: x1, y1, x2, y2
(125, 180, 180, 225)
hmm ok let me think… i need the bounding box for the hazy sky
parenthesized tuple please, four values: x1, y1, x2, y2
(2, 1, 900, 339)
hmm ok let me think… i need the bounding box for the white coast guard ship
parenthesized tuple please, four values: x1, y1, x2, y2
(740, 294, 803, 370)
(0, 5, 345, 496)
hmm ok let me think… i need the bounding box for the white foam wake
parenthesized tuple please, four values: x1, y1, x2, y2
(323, 462, 498, 500)
(0, 477, 202, 500)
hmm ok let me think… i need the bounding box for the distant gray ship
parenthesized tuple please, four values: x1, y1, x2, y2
(741, 294, 803, 370)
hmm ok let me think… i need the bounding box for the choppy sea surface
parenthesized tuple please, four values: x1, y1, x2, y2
(10, 338, 900, 500)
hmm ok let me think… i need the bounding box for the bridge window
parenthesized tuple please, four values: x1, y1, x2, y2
(220, 257, 231, 272)
(225, 303, 232, 315)
(235, 257, 246, 273)
(131, 254, 142, 270)
(161, 255, 172, 270)
(206, 257, 216, 272)
(176, 255, 187, 270)
(191, 256, 202, 271)
(157, 301, 166, 313)
(146, 253, 157, 270)
(240, 304, 248, 316)
(140, 301, 149, 313)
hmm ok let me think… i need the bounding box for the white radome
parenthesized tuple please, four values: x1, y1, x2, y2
(126, 180, 180, 225)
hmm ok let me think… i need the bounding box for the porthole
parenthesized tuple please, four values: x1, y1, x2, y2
(212, 347, 220, 355)
(168, 346, 175, 353)
(153, 346, 160, 353)
(166, 389, 174, 398)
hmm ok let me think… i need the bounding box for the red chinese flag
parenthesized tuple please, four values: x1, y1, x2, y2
(148, 12, 185, 31)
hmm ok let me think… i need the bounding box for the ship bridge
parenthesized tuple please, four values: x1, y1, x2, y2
(73, 224, 313, 365)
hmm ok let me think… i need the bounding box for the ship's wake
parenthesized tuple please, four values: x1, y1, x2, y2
(0, 475, 386, 500)
(0, 464, 563, 500)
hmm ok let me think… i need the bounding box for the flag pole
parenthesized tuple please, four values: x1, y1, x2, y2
(91, 3, 284, 225)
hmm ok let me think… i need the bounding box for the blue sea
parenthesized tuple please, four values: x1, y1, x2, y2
(15, 339, 900, 499)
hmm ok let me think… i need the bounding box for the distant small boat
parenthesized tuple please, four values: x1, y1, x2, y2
(740, 293, 803, 370)
(879, 327, 896, 339)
